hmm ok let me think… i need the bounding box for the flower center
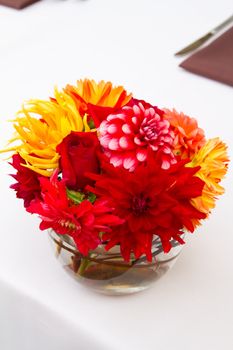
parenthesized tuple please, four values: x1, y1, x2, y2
(59, 219, 79, 232)
(140, 117, 158, 142)
(131, 194, 150, 216)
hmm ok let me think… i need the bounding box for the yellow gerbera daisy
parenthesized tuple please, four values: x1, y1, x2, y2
(187, 137, 229, 214)
(4, 88, 92, 176)
(65, 79, 132, 111)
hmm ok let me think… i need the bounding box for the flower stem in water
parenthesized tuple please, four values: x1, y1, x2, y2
(78, 257, 91, 276)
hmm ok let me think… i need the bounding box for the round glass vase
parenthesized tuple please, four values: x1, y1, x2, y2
(49, 230, 184, 295)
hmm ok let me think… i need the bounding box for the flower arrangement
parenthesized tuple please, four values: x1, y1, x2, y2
(4, 79, 229, 263)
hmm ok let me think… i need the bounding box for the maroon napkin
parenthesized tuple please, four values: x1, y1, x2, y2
(0, 0, 40, 9)
(180, 26, 233, 87)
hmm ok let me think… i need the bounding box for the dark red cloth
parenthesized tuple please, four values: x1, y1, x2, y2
(180, 26, 233, 87)
(0, 0, 40, 9)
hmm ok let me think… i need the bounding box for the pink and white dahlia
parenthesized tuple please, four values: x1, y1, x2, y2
(99, 100, 176, 171)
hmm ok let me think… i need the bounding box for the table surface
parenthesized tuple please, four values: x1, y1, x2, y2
(0, 1, 233, 349)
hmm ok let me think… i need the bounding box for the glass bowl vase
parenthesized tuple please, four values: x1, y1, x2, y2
(49, 230, 184, 295)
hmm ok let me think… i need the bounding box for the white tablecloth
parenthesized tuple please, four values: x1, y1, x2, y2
(0, 1, 233, 349)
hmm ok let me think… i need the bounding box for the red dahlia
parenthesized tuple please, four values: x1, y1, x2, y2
(27, 172, 124, 255)
(87, 153, 207, 261)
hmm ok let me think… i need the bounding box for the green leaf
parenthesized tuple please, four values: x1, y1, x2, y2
(88, 118, 95, 129)
(67, 189, 85, 204)
(88, 192, 96, 203)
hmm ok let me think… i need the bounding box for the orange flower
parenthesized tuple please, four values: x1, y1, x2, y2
(163, 108, 205, 159)
(65, 79, 132, 113)
(187, 138, 229, 215)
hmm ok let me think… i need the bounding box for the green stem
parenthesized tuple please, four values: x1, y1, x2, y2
(77, 257, 91, 276)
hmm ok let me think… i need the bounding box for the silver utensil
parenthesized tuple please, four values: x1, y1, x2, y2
(175, 14, 233, 56)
